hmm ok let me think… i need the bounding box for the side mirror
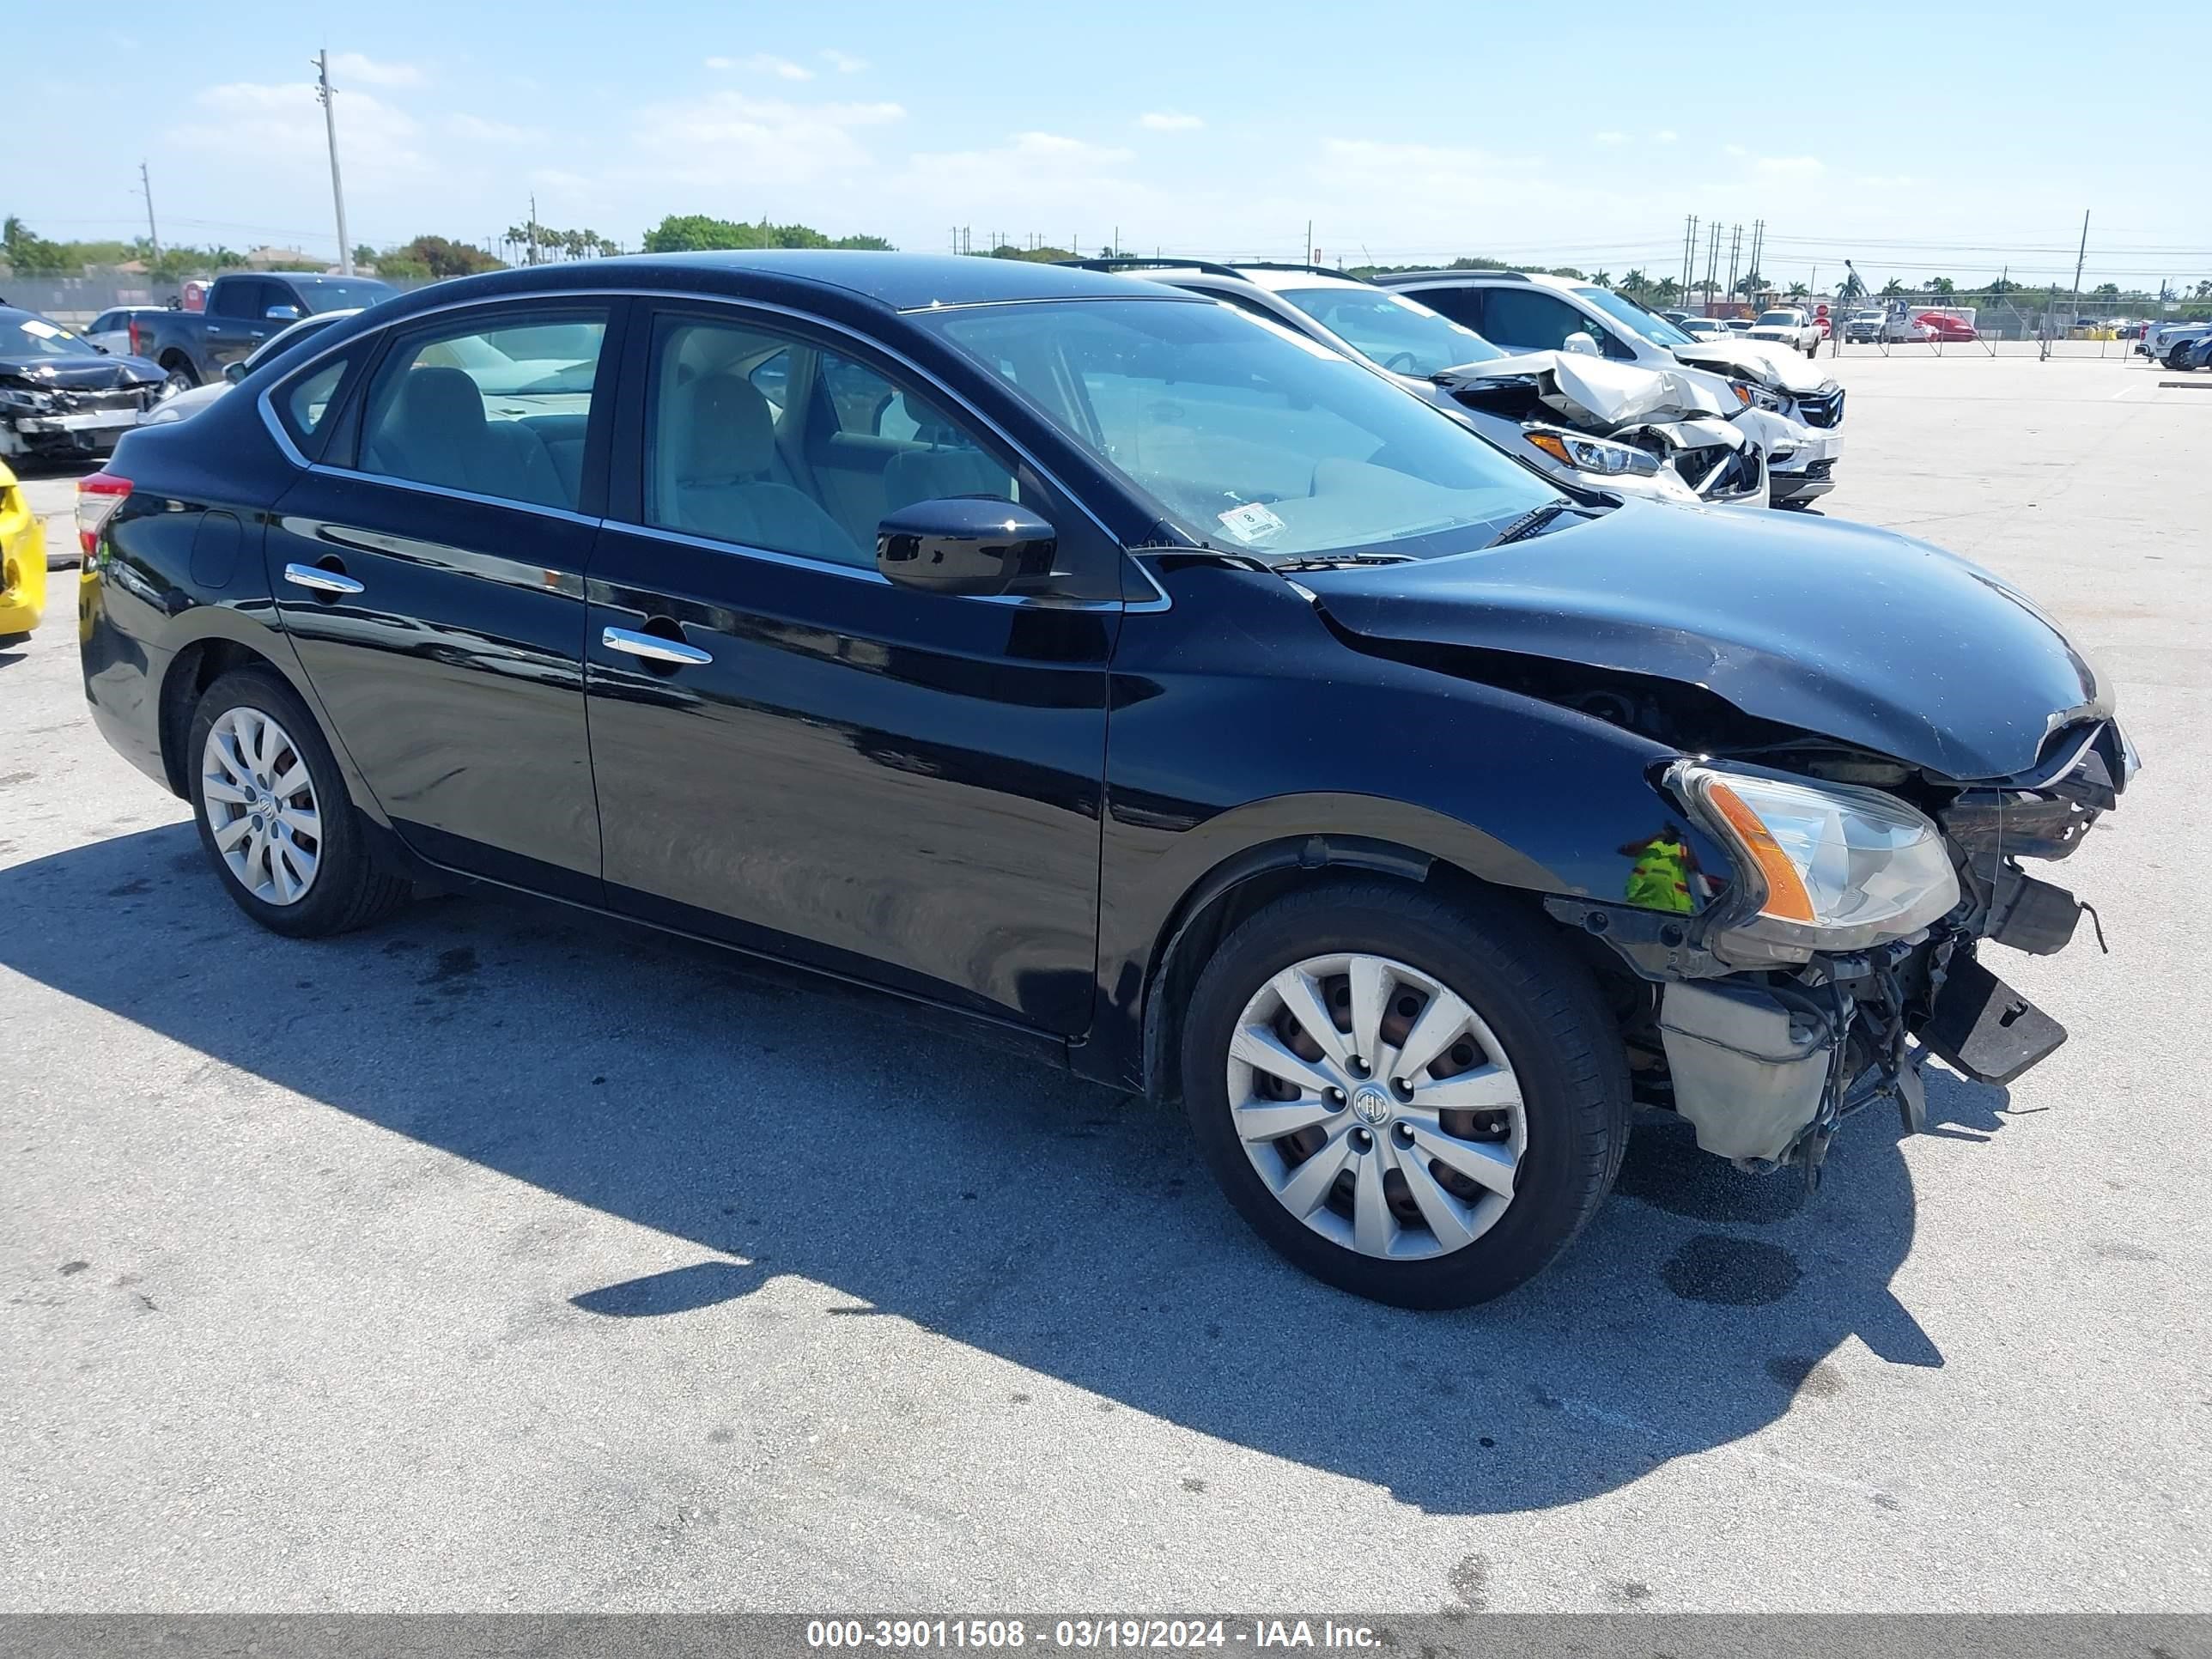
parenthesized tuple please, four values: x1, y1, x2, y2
(1562, 331, 1601, 356)
(877, 497, 1057, 598)
(223, 362, 248, 384)
(264, 304, 302, 322)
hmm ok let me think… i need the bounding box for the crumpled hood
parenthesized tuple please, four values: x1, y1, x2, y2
(1435, 350, 1735, 428)
(1670, 337, 1834, 393)
(1300, 500, 2107, 781)
(0, 353, 166, 391)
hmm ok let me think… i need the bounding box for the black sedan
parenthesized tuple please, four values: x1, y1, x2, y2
(0, 306, 169, 465)
(76, 252, 2130, 1306)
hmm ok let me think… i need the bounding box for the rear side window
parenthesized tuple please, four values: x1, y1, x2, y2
(354, 310, 608, 511)
(269, 351, 357, 460)
(1412, 286, 1487, 332)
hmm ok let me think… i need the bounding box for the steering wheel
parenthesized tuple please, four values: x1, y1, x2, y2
(1382, 351, 1419, 374)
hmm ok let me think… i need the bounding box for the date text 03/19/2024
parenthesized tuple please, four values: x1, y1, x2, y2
(803, 1620, 1382, 1650)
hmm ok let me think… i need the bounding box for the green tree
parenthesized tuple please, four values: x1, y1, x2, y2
(1589, 269, 1613, 289)
(398, 235, 504, 277)
(2092, 282, 2119, 300)
(2, 216, 71, 275)
(1880, 278, 1907, 298)
(1787, 281, 1809, 300)
(1651, 276, 1681, 306)
(1927, 276, 1956, 295)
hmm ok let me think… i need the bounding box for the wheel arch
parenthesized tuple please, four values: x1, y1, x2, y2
(1134, 830, 1565, 1108)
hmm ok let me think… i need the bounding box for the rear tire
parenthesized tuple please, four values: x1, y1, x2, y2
(186, 667, 410, 938)
(161, 357, 198, 393)
(1179, 880, 1629, 1308)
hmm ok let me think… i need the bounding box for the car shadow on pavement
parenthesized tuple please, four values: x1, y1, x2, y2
(1, 823, 2013, 1516)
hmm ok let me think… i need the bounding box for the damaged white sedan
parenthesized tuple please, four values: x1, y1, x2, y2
(1077, 261, 1778, 507)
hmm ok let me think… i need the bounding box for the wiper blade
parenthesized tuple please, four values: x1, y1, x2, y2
(1268, 553, 1419, 572)
(1485, 501, 1574, 548)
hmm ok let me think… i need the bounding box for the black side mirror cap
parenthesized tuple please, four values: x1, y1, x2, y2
(877, 496, 1057, 598)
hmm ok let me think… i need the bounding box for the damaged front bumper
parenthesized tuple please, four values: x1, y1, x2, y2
(1546, 717, 2132, 1182)
(0, 386, 163, 459)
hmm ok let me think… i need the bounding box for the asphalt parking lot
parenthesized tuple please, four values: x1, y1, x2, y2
(3, 353, 2207, 1613)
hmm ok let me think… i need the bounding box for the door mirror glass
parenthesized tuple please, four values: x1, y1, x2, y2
(877, 497, 1056, 597)
(265, 305, 303, 322)
(223, 361, 248, 384)
(1562, 330, 1601, 356)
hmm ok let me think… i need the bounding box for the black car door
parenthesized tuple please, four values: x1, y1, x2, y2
(582, 301, 1120, 1034)
(202, 279, 281, 372)
(264, 299, 623, 902)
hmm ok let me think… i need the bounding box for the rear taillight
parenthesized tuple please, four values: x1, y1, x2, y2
(128, 317, 143, 356)
(77, 471, 132, 557)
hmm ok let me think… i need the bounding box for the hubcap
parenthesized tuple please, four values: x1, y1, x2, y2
(1225, 951, 1526, 1261)
(200, 707, 321, 906)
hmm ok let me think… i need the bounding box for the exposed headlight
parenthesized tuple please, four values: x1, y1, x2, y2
(1524, 428, 1660, 477)
(1729, 380, 1785, 411)
(0, 386, 56, 413)
(1669, 762, 1960, 953)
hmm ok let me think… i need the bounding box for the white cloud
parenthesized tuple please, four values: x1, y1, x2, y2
(1591, 130, 1627, 146)
(1753, 155, 1825, 179)
(626, 91, 903, 188)
(1139, 112, 1203, 131)
(1723, 143, 1748, 158)
(708, 52, 814, 81)
(444, 113, 544, 146)
(330, 52, 425, 88)
(821, 49, 868, 73)
(167, 81, 431, 190)
(1654, 129, 1679, 143)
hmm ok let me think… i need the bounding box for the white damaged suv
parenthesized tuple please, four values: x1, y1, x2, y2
(1373, 270, 1845, 507)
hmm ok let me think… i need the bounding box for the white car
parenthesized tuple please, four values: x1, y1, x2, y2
(1079, 261, 1770, 507)
(81, 306, 173, 358)
(1679, 316, 1733, 340)
(1745, 308, 1824, 357)
(1370, 270, 1844, 505)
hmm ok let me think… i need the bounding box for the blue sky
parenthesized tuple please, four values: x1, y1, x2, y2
(13, 0, 2209, 291)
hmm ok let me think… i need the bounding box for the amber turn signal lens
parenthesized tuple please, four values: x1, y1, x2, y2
(1702, 778, 1817, 924)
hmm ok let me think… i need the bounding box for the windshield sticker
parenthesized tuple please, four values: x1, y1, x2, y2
(1217, 501, 1286, 545)
(20, 319, 61, 338)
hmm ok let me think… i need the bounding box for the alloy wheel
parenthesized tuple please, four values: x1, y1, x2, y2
(1224, 951, 1526, 1261)
(200, 706, 322, 906)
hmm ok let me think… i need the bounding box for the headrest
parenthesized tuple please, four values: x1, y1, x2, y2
(392, 366, 486, 448)
(680, 373, 775, 481)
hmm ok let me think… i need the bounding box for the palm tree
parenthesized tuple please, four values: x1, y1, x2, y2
(1590, 270, 1613, 289)
(1927, 276, 1955, 295)
(1652, 276, 1681, 306)
(1880, 278, 1907, 298)
(1786, 281, 1808, 300)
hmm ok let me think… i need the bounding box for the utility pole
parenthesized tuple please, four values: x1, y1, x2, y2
(1681, 215, 1698, 297)
(2069, 209, 2091, 321)
(529, 193, 540, 265)
(313, 50, 354, 276)
(1725, 223, 1742, 303)
(1704, 221, 1722, 305)
(1748, 217, 1765, 294)
(1305, 219, 1313, 265)
(137, 160, 161, 267)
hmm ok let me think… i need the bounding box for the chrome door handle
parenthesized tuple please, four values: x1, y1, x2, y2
(602, 626, 712, 666)
(283, 562, 364, 595)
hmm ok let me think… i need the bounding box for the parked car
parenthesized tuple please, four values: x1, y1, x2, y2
(1843, 311, 1885, 343)
(139, 309, 362, 428)
(1722, 318, 1755, 332)
(2142, 320, 2212, 365)
(2173, 333, 2212, 371)
(1370, 270, 1846, 504)
(0, 458, 46, 638)
(1745, 308, 1824, 357)
(1066, 260, 1764, 506)
(1916, 312, 1980, 343)
(82, 306, 173, 357)
(131, 271, 397, 392)
(1678, 316, 1732, 339)
(0, 306, 170, 465)
(82, 254, 2131, 1306)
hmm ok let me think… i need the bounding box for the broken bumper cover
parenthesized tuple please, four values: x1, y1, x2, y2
(1549, 716, 2131, 1174)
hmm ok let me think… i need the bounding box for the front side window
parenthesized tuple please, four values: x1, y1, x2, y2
(1273, 287, 1504, 375)
(292, 279, 396, 314)
(921, 298, 1560, 563)
(641, 317, 1015, 570)
(1574, 286, 1698, 348)
(1476, 289, 1602, 353)
(356, 311, 606, 510)
(210, 281, 267, 320)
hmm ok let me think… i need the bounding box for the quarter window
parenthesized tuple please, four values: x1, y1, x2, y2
(355, 311, 606, 511)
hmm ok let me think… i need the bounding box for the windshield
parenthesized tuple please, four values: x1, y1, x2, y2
(1273, 287, 1504, 375)
(1754, 311, 1798, 327)
(921, 298, 1562, 562)
(1, 312, 98, 359)
(1572, 286, 1696, 348)
(294, 280, 395, 313)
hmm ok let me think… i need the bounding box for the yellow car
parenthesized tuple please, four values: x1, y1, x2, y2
(0, 458, 46, 638)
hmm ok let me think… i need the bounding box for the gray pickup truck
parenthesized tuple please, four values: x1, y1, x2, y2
(134, 271, 398, 390)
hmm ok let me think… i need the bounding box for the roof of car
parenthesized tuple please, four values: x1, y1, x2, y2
(614, 251, 1183, 311)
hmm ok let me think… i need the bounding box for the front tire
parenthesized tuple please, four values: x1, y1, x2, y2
(187, 667, 410, 937)
(1179, 881, 1629, 1308)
